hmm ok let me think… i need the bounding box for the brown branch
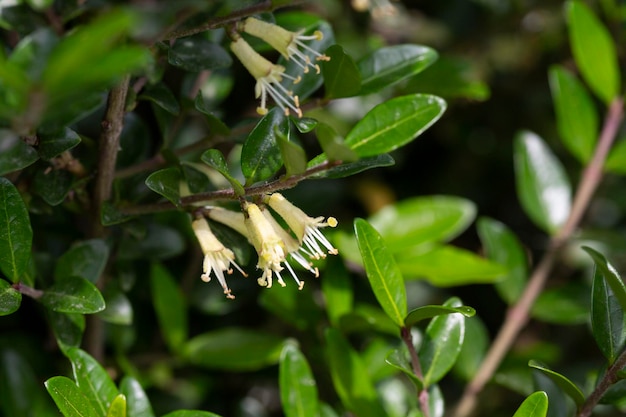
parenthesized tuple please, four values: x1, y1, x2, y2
(453, 97, 624, 417)
(401, 327, 430, 417)
(578, 348, 626, 417)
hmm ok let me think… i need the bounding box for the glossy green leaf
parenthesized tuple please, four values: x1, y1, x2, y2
(385, 349, 423, 389)
(169, 35, 231, 71)
(453, 315, 489, 381)
(200, 149, 245, 196)
(33, 168, 73, 206)
(139, 83, 180, 115)
(514, 131, 571, 234)
(0, 178, 32, 282)
(583, 246, 626, 313)
(420, 297, 466, 386)
(591, 267, 626, 364)
(98, 287, 132, 325)
(241, 107, 287, 185)
(66, 348, 119, 415)
(396, 245, 506, 286)
(279, 343, 320, 417)
(48, 310, 84, 352)
(292, 117, 317, 133)
(120, 377, 155, 417)
(45, 376, 100, 417)
(321, 257, 353, 326)
(344, 94, 446, 157)
(37, 127, 81, 160)
(151, 263, 187, 352)
(404, 304, 475, 327)
(354, 218, 406, 327)
(477, 217, 528, 304)
(512, 391, 549, 417)
(531, 284, 589, 324)
(0, 279, 21, 315)
(276, 126, 307, 178)
(567, 0, 620, 103)
(549, 66, 598, 163)
(369, 195, 476, 251)
(605, 140, 626, 174)
(185, 328, 285, 371)
(55, 239, 109, 284)
(0, 130, 38, 175)
(339, 304, 398, 336)
(101, 202, 133, 226)
(161, 411, 222, 417)
(40, 276, 105, 314)
(321, 44, 361, 99)
(309, 154, 395, 179)
(324, 328, 387, 417)
(194, 93, 230, 135)
(528, 360, 585, 407)
(315, 123, 358, 163)
(107, 394, 126, 417)
(145, 167, 181, 206)
(358, 45, 438, 95)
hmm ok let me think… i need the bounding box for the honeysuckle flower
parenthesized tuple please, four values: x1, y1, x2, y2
(207, 207, 248, 237)
(192, 217, 247, 299)
(244, 202, 307, 289)
(242, 17, 330, 75)
(230, 37, 302, 117)
(265, 193, 338, 260)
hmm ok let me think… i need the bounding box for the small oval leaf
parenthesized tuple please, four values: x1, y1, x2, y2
(145, 167, 182, 206)
(151, 263, 187, 352)
(40, 276, 105, 314)
(591, 267, 626, 364)
(106, 394, 126, 417)
(45, 376, 100, 417)
(120, 377, 155, 417)
(66, 348, 119, 416)
(404, 304, 475, 327)
(0, 177, 33, 282)
(583, 246, 626, 316)
(0, 279, 21, 315)
(241, 107, 287, 185)
(321, 44, 361, 99)
(55, 239, 109, 284)
(279, 343, 320, 417)
(528, 360, 585, 407)
(512, 391, 549, 417)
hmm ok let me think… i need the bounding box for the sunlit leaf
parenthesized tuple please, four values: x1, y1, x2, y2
(120, 377, 155, 417)
(66, 348, 119, 416)
(241, 107, 287, 185)
(528, 360, 585, 407)
(279, 343, 320, 417)
(106, 394, 126, 417)
(591, 267, 626, 364)
(0, 279, 21, 315)
(512, 391, 549, 417)
(583, 246, 626, 314)
(321, 44, 361, 99)
(45, 376, 100, 417)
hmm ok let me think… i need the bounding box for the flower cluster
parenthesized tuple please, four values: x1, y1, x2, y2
(191, 194, 338, 299)
(229, 17, 330, 117)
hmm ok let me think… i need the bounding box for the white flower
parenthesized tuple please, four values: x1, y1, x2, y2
(242, 17, 330, 75)
(192, 217, 247, 299)
(230, 37, 302, 117)
(265, 193, 338, 260)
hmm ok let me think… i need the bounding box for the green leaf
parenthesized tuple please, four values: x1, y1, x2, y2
(549, 66, 598, 163)
(0, 177, 32, 282)
(354, 218, 406, 327)
(324, 328, 387, 417)
(292, 117, 317, 133)
(309, 154, 395, 179)
(241, 107, 287, 185)
(151, 263, 187, 352)
(531, 284, 589, 324)
(344, 94, 446, 157)
(184, 328, 285, 371)
(514, 131, 571, 234)
(139, 83, 180, 115)
(168, 35, 232, 72)
(47, 311, 85, 352)
(404, 304, 475, 327)
(369, 195, 476, 251)
(98, 287, 132, 325)
(0, 130, 39, 175)
(567, 0, 620, 103)
(145, 167, 181, 206)
(315, 123, 358, 163)
(279, 343, 320, 417)
(40, 276, 105, 314)
(107, 394, 126, 417)
(357, 45, 438, 95)
(583, 246, 626, 314)
(194, 92, 230, 135)
(66, 348, 119, 415)
(453, 316, 489, 381)
(477, 217, 528, 304)
(37, 127, 81, 160)
(101, 202, 133, 226)
(528, 360, 585, 407)
(200, 149, 245, 196)
(338, 303, 399, 336)
(55, 239, 109, 284)
(33, 168, 73, 206)
(0, 279, 21, 315)
(420, 297, 466, 386)
(120, 377, 155, 417)
(396, 245, 506, 286)
(605, 140, 626, 175)
(321, 44, 361, 99)
(276, 126, 307, 178)
(161, 411, 222, 417)
(321, 257, 353, 326)
(45, 376, 100, 417)
(385, 349, 423, 389)
(591, 267, 626, 364)
(512, 391, 549, 417)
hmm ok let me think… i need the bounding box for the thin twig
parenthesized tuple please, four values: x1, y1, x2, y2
(578, 348, 626, 417)
(401, 327, 431, 417)
(453, 97, 624, 417)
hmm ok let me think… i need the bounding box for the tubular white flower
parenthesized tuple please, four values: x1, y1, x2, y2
(242, 17, 330, 75)
(192, 217, 247, 299)
(207, 207, 248, 237)
(230, 37, 302, 117)
(265, 193, 338, 260)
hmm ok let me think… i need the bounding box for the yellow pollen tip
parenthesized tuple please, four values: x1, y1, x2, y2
(293, 75, 302, 84)
(313, 30, 323, 40)
(314, 64, 321, 74)
(298, 282, 305, 290)
(257, 107, 269, 115)
(327, 217, 338, 227)
(201, 274, 211, 283)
